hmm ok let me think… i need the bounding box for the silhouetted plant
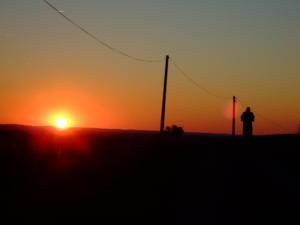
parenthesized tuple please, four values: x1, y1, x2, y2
(165, 125, 184, 136)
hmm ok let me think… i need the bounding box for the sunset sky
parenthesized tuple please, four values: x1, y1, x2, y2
(1, 0, 299, 134)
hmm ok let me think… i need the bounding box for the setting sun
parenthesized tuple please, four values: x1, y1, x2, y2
(49, 113, 74, 130)
(55, 117, 69, 129)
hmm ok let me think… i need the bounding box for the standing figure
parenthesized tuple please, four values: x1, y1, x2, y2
(241, 107, 255, 137)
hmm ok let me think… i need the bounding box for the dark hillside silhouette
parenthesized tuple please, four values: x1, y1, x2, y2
(0, 125, 299, 224)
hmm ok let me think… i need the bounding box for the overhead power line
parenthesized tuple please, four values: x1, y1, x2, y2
(42, 1, 296, 134)
(43, 0, 162, 63)
(170, 59, 231, 101)
(171, 59, 292, 133)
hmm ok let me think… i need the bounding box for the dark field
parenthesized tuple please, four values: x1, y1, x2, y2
(0, 125, 299, 224)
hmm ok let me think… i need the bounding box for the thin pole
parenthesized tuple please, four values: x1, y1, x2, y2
(232, 96, 236, 138)
(160, 55, 170, 134)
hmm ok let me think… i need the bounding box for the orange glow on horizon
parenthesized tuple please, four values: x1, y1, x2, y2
(224, 101, 241, 120)
(0, 85, 296, 135)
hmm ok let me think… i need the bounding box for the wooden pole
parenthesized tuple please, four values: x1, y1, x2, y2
(160, 55, 169, 134)
(232, 96, 236, 138)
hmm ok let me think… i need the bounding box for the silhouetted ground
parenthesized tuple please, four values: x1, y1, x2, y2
(0, 125, 299, 224)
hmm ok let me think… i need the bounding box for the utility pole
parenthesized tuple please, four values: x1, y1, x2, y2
(160, 55, 169, 134)
(232, 96, 236, 138)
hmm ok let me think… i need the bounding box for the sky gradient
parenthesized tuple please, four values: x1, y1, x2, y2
(1, 0, 300, 134)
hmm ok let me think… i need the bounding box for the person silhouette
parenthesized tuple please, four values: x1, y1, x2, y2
(241, 107, 255, 137)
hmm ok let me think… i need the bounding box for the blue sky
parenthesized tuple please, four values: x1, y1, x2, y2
(1, 0, 299, 134)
